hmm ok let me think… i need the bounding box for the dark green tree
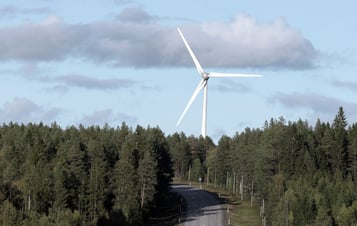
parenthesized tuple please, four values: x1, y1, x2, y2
(215, 135, 232, 188)
(332, 106, 349, 176)
(87, 140, 107, 224)
(321, 124, 336, 173)
(112, 150, 140, 224)
(137, 150, 157, 210)
(348, 123, 357, 179)
(167, 132, 191, 179)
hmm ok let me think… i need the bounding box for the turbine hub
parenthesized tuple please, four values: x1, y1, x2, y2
(202, 72, 209, 80)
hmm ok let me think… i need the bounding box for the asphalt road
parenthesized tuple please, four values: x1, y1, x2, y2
(172, 185, 226, 226)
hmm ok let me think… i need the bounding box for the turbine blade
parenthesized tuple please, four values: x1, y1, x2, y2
(177, 79, 206, 126)
(209, 72, 262, 78)
(177, 28, 205, 76)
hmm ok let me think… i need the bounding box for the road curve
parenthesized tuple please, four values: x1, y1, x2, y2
(172, 184, 226, 226)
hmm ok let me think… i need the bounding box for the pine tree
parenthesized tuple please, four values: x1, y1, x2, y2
(332, 107, 349, 176)
(144, 127, 173, 195)
(167, 132, 191, 179)
(53, 158, 68, 211)
(321, 125, 336, 173)
(216, 136, 231, 187)
(348, 123, 357, 179)
(112, 152, 139, 222)
(60, 135, 89, 214)
(87, 140, 107, 224)
(206, 147, 218, 186)
(137, 150, 157, 210)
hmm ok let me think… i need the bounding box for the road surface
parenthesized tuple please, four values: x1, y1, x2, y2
(172, 184, 226, 226)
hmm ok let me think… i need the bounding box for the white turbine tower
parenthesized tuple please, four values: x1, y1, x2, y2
(176, 28, 262, 138)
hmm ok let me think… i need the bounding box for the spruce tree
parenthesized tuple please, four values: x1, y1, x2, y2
(348, 123, 357, 179)
(332, 107, 349, 176)
(321, 124, 336, 173)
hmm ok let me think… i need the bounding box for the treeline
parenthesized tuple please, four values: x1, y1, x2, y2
(2, 107, 357, 225)
(0, 122, 173, 226)
(168, 107, 357, 225)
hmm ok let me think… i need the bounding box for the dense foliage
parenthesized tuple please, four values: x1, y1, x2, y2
(2, 106, 357, 225)
(168, 107, 357, 225)
(0, 122, 173, 226)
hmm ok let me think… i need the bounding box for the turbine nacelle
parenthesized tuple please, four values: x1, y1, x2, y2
(202, 72, 209, 80)
(176, 27, 262, 138)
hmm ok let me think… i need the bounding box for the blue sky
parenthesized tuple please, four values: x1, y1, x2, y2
(0, 0, 356, 141)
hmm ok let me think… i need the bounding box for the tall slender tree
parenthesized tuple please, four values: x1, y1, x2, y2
(332, 107, 349, 176)
(138, 150, 157, 210)
(348, 123, 357, 179)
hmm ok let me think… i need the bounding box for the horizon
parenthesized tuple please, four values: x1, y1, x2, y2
(0, 1, 356, 142)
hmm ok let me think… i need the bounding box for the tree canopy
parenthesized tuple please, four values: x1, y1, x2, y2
(1, 107, 357, 225)
(0, 123, 173, 226)
(169, 107, 357, 225)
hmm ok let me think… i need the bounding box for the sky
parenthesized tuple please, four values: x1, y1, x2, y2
(0, 0, 357, 142)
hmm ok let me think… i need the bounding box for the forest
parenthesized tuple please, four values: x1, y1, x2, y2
(168, 107, 357, 225)
(1, 107, 357, 225)
(0, 123, 173, 226)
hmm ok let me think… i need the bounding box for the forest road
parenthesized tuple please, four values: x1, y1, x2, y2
(172, 184, 226, 226)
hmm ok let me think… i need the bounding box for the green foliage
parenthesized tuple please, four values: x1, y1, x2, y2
(167, 132, 191, 179)
(138, 150, 157, 210)
(112, 154, 139, 223)
(2, 107, 357, 225)
(0, 123, 173, 226)
(167, 106, 357, 225)
(191, 157, 203, 182)
(0, 199, 19, 226)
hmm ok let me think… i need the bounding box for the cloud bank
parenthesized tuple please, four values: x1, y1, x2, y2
(269, 92, 357, 117)
(0, 8, 319, 69)
(54, 74, 139, 90)
(0, 98, 60, 123)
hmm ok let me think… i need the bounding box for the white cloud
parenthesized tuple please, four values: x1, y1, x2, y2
(79, 109, 113, 126)
(6, 64, 143, 91)
(0, 20, 84, 61)
(54, 74, 139, 90)
(269, 92, 357, 114)
(79, 109, 137, 126)
(0, 98, 61, 123)
(195, 14, 318, 69)
(116, 7, 157, 23)
(0, 98, 39, 122)
(0, 9, 319, 69)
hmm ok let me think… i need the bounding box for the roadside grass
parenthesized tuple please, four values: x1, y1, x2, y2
(228, 199, 261, 226)
(173, 180, 261, 226)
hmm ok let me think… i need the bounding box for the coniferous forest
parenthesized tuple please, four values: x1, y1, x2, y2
(0, 123, 173, 226)
(1, 107, 357, 225)
(168, 107, 357, 225)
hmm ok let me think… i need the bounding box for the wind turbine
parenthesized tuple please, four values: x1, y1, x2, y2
(176, 28, 262, 138)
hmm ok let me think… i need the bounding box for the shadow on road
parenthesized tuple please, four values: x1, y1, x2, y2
(172, 184, 226, 225)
